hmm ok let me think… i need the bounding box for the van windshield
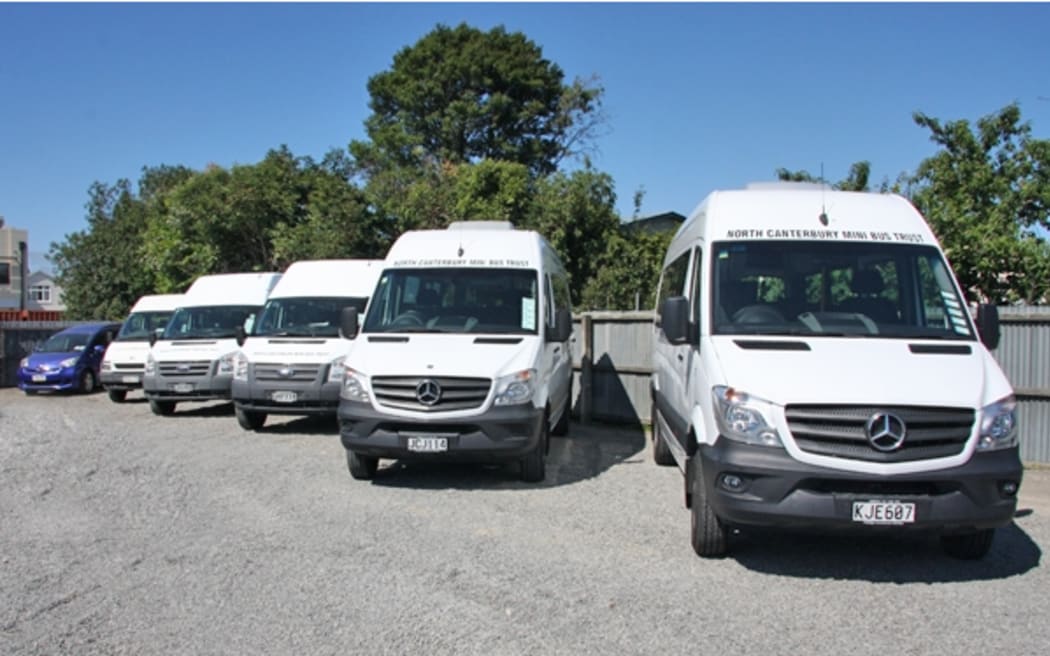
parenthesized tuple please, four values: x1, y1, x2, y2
(363, 268, 539, 334)
(162, 305, 259, 340)
(711, 241, 975, 340)
(116, 311, 174, 341)
(254, 296, 368, 337)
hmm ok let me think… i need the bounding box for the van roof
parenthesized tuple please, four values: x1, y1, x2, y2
(386, 225, 551, 270)
(129, 294, 184, 313)
(183, 272, 282, 307)
(268, 259, 384, 299)
(674, 188, 938, 248)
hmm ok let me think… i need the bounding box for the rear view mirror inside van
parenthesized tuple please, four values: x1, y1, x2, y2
(660, 296, 690, 345)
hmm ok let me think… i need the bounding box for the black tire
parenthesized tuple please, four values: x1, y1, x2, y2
(24, 389, 38, 396)
(235, 406, 267, 431)
(552, 380, 572, 437)
(689, 461, 728, 558)
(149, 399, 177, 416)
(79, 370, 96, 394)
(347, 451, 378, 480)
(651, 406, 675, 466)
(107, 389, 127, 403)
(520, 420, 548, 483)
(940, 529, 995, 560)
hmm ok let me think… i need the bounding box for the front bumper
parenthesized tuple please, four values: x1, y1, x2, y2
(698, 438, 1023, 534)
(232, 378, 341, 415)
(18, 368, 77, 391)
(101, 369, 144, 390)
(143, 372, 233, 402)
(338, 400, 545, 461)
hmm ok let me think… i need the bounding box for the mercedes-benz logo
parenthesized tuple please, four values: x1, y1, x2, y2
(278, 366, 295, 378)
(865, 413, 907, 452)
(416, 379, 442, 406)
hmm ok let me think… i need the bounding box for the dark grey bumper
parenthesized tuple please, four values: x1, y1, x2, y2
(100, 371, 143, 390)
(143, 373, 233, 402)
(232, 379, 341, 415)
(698, 438, 1023, 534)
(338, 400, 545, 461)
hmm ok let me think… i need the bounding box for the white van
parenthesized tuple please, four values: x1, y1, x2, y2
(651, 183, 1023, 559)
(143, 272, 281, 416)
(230, 259, 383, 430)
(336, 221, 573, 482)
(100, 293, 183, 402)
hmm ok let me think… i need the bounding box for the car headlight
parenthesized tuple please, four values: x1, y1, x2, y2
(712, 386, 784, 448)
(977, 395, 1018, 451)
(59, 357, 78, 369)
(493, 369, 536, 406)
(232, 352, 249, 381)
(340, 366, 370, 403)
(217, 351, 237, 375)
(20, 357, 28, 369)
(327, 356, 346, 383)
(145, 354, 157, 376)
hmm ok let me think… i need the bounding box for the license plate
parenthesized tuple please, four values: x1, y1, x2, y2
(122, 375, 140, 384)
(406, 435, 450, 453)
(172, 382, 194, 393)
(852, 501, 915, 525)
(32, 374, 47, 382)
(272, 391, 297, 403)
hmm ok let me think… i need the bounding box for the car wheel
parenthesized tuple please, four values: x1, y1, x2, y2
(689, 461, 728, 558)
(520, 419, 548, 483)
(24, 389, 38, 396)
(149, 399, 177, 416)
(347, 451, 378, 480)
(107, 389, 127, 403)
(235, 406, 266, 431)
(651, 405, 675, 466)
(940, 529, 995, 560)
(79, 370, 96, 394)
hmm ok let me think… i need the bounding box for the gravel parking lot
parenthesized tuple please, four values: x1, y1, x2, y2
(2, 387, 1048, 655)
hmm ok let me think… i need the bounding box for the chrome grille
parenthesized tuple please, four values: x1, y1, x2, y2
(113, 363, 144, 371)
(785, 405, 975, 463)
(372, 376, 491, 412)
(254, 363, 323, 383)
(158, 360, 211, 376)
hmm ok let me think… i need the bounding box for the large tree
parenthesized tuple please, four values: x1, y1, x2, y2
(775, 161, 873, 191)
(909, 104, 1050, 303)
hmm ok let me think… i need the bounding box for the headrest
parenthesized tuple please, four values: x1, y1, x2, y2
(851, 269, 884, 296)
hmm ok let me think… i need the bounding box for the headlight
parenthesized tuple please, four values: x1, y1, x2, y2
(327, 356, 346, 383)
(232, 352, 249, 381)
(59, 357, 78, 368)
(977, 395, 1018, 451)
(217, 351, 237, 375)
(20, 357, 28, 368)
(340, 367, 370, 403)
(493, 369, 536, 406)
(145, 354, 157, 376)
(712, 386, 784, 448)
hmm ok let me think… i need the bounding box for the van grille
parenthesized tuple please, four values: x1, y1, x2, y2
(372, 376, 491, 413)
(784, 405, 974, 463)
(254, 363, 323, 383)
(158, 360, 212, 377)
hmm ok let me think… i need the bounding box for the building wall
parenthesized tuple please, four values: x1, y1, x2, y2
(0, 226, 29, 310)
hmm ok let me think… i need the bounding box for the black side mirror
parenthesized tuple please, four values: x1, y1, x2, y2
(546, 307, 573, 343)
(149, 329, 161, 347)
(661, 296, 691, 345)
(340, 306, 360, 340)
(976, 303, 1000, 350)
(235, 325, 247, 347)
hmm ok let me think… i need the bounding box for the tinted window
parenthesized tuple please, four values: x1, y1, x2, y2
(254, 296, 368, 337)
(117, 311, 175, 341)
(163, 305, 260, 340)
(657, 251, 691, 312)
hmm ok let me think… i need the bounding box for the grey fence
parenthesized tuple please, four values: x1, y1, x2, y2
(571, 309, 1050, 464)
(0, 321, 80, 387)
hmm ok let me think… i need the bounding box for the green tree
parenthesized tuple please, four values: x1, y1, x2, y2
(580, 229, 672, 311)
(775, 161, 872, 191)
(909, 104, 1050, 303)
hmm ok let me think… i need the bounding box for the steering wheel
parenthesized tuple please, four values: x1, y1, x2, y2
(732, 305, 785, 324)
(390, 313, 424, 328)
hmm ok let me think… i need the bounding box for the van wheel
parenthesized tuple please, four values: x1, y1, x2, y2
(235, 407, 266, 431)
(347, 451, 378, 480)
(520, 421, 548, 483)
(108, 389, 127, 403)
(689, 461, 728, 558)
(79, 370, 96, 394)
(940, 529, 995, 560)
(651, 406, 675, 466)
(150, 400, 176, 416)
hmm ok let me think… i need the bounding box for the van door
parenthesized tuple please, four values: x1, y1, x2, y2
(544, 274, 572, 421)
(654, 248, 694, 451)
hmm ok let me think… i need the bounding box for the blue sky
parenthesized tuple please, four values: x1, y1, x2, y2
(3, 2, 1049, 274)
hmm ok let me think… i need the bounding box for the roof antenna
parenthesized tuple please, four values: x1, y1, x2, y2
(818, 162, 829, 226)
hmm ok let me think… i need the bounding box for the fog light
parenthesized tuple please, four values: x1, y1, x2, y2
(999, 480, 1019, 497)
(720, 473, 747, 492)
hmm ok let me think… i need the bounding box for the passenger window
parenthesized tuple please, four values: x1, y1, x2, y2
(691, 247, 703, 323)
(658, 251, 691, 308)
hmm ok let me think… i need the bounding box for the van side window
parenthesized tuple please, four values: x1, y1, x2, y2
(658, 251, 691, 310)
(691, 247, 703, 323)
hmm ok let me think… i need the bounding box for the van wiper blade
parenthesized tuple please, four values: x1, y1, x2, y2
(384, 327, 447, 333)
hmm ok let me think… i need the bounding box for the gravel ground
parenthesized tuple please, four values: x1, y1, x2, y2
(1, 387, 1047, 655)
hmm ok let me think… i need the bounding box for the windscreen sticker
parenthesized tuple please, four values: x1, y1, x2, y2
(521, 298, 536, 331)
(724, 229, 928, 243)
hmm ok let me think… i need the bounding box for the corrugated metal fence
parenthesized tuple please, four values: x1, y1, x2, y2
(571, 308, 1050, 464)
(0, 321, 81, 387)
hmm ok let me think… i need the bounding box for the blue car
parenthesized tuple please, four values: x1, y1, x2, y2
(18, 322, 122, 394)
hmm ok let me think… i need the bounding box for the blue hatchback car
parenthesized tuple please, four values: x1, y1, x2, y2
(18, 322, 122, 394)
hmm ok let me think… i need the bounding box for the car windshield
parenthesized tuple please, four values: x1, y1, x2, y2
(711, 240, 975, 340)
(38, 332, 90, 353)
(116, 311, 174, 341)
(253, 296, 368, 337)
(363, 268, 539, 334)
(162, 305, 259, 340)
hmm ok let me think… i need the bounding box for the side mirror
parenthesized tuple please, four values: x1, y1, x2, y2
(976, 303, 1000, 350)
(660, 296, 691, 345)
(235, 325, 247, 347)
(149, 328, 162, 347)
(340, 306, 360, 340)
(546, 307, 573, 343)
